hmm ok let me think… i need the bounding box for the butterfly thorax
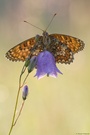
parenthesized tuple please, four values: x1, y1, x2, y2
(42, 31, 51, 47)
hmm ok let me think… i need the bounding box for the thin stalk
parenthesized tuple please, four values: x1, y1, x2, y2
(13, 101, 25, 126)
(8, 65, 27, 135)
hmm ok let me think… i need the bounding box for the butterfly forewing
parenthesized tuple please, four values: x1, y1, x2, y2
(6, 37, 36, 61)
(51, 34, 85, 53)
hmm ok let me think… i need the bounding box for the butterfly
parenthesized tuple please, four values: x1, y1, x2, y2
(5, 31, 85, 64)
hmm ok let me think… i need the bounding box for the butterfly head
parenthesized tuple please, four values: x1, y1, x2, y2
(42, 31, 49, 37)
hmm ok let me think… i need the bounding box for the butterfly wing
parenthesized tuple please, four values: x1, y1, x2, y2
(6, 37, 36, 62)
(51, 34, 85, 53)
(49, 34, 85, 64)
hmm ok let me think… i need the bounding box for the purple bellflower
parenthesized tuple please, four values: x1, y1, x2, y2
(34, 51, 62, 79)
(27, 51, 62, 79)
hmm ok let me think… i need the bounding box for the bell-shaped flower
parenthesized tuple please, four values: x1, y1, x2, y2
(34, 51, 62, 79)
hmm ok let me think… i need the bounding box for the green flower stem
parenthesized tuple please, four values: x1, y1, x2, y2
(13, 101, 25, 126)
(21, 73, 29, 87)
(8, 65, 27, 135)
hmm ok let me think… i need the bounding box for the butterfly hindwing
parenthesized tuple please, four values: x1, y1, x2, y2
(48, 35, 73, 64)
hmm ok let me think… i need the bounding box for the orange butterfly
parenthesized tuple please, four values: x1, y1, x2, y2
(6, 14, 85, 64)
(6, 31, 84, 64)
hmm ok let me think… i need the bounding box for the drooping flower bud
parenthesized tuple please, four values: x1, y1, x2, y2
(28, 56, 37, 73)
(22, 85, 29, 100)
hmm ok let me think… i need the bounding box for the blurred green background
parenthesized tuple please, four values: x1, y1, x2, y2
(0, 0, 90, 135)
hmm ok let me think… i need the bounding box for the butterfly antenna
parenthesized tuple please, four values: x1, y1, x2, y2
(45, 13, 57, 31)
(24, 20, 44, 32)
